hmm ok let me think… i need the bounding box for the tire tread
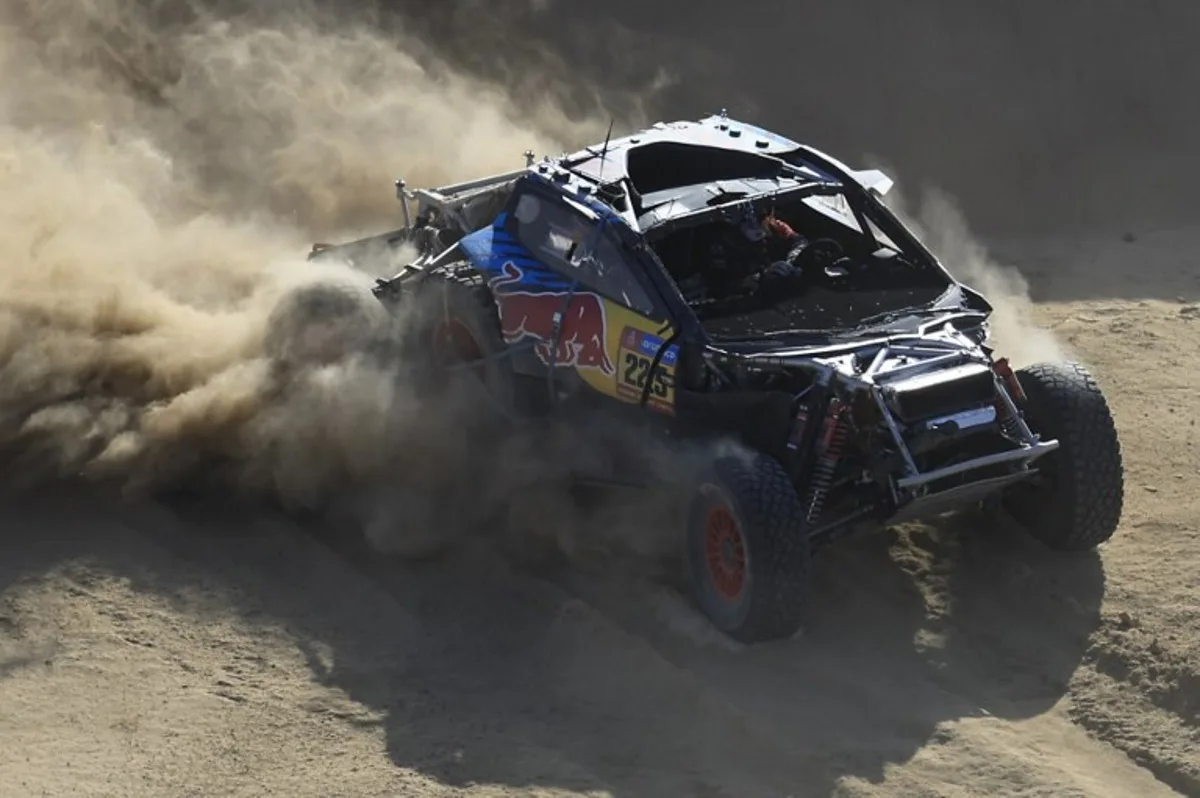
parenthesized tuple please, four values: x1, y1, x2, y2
(702, 453, 811, 643)
(1012, 361, 1124, 550)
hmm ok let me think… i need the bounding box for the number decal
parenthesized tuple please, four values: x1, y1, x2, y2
(652, 365, 673, 399)
(615, 326, 677, 413)
(621, 351, 671, 395)
(623, 352, 641, 386)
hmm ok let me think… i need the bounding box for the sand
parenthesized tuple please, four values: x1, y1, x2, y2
(1, 2, 1198, 797)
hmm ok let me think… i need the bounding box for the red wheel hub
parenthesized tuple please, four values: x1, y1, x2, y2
(704, 506, 746, 600)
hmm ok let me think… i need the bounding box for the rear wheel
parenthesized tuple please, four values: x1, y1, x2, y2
(1003, 361, 1124, 550)
(410, 262, 517, 417)
(685, 451, 811, 644)
(373, 265, 520, 558)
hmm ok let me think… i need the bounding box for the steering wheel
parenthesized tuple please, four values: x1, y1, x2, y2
(792, 238, 848, 279)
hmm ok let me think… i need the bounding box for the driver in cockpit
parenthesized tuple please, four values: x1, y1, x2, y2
(696, 203, 812, 299)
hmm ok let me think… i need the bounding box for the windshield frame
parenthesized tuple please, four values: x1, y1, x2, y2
(642, 176, 963, 343)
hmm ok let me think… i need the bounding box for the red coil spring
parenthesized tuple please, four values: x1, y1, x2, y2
(804, 399, 849, 524)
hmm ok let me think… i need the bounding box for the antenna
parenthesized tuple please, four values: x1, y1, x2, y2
(597, 117, 615, 182)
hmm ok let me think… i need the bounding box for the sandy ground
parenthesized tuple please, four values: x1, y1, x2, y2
(3, 224, 1198, 798)
(2, 3, 1200, 797)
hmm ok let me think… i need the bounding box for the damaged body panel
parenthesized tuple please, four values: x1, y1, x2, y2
(309, 112, 1125, 644)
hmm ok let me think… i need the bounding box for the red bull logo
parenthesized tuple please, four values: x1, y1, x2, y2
(487, 261, 616, 376)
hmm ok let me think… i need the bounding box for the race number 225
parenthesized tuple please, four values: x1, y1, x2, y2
(621, 351, 673, 399)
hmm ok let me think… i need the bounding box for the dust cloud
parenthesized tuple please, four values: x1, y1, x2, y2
(0, 0, 1072, 564)
(882, 183, 1069, 369)
(0, 0, 607, 525)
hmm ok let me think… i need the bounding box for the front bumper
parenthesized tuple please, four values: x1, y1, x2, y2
(883, 470, 1039, 524)
(867, 346, 1058, 522)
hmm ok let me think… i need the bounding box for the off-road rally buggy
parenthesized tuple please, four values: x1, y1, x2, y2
(308, 113, 1125, 644)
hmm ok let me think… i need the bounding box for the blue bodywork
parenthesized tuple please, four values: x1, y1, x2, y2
(458, 211, 576, 292)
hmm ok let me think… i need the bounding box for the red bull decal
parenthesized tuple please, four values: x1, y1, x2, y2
(487, 262, 616, 376)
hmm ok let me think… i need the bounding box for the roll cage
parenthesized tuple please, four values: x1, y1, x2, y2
(362, 115, 993, 356)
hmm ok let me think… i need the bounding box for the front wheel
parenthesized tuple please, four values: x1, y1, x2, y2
(1003, 361, 1124, 551)
(685, 451, 812, 644)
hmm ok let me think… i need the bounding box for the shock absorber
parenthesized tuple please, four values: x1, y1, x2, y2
(996, 400, 1022, 439)
(992, 357, 1026, 439)
(803, 398, 850, 525)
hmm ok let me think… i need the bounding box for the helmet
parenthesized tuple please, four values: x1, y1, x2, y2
(731, 203, 767, 242)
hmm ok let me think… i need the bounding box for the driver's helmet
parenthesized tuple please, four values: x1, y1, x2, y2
(732, 203, 767, 243)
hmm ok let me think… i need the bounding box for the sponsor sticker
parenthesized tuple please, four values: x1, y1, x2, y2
(616, 326, 677, 413)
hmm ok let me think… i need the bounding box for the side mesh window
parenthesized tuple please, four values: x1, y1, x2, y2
(513, 192, 655, 314)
